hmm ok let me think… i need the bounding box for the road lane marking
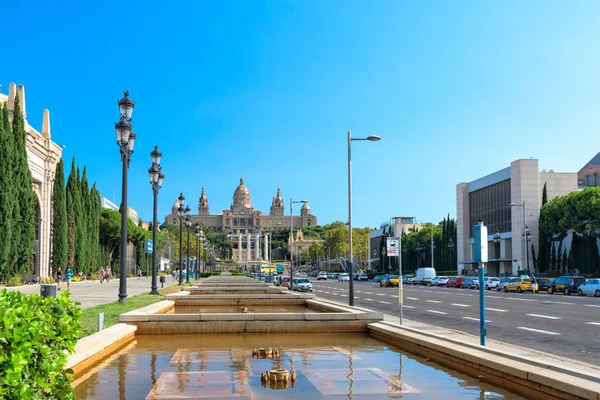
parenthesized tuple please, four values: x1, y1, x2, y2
(390, 295, 398, 298)
(323, 292, 330, 294)
(542, 301, 574, 305)
(426, 300, 441, 303)
(402, 305, 415, 309)
(364, 292, 374, 295)
(365, 298, 374, 301)
(584, 304, 600, 308)
(354, 296, 361, 299)
(407, 297, 419, 300)
(485, 308, 508, 312)
(379, 301, 391, 304)
(463, 317, 492, 323)
(506, 298, 538, 302)
(427, 310, 447, 315)
(516, 327, 560, 335)
(340, 294, 348, 297)
(526, 314, 561, 320)
(451, 303, 470, 308)
(586, 322, 600, 326)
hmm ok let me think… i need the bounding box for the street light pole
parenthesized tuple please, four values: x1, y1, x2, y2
(185, 215, 191, 283)
(510, 201, 526, 273)
(148, 146, 164, 295)
(176, 194, 190, 286)
(347, 131, 380, 307)
(115, 91, 135, 304)
(494, 230, 501, 277)
(416, 242, 422, 269)
(289, 198, 307, 292)
(195, 223, 201, 279)
(524, 225, 531, 273)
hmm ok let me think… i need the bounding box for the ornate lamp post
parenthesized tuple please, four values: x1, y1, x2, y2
(195, 223, 201, 278)
(347, 131, 380, 306)
(524, 225, 531, 273)
(185, 215, 192, 283)
(148, 145, 164, 295)
(448, 237, 455, 272)
(115, 91, 135, 304)
(416, 241, 422, 269)
(176, 193, 190, 285)
(494, 230, 501, 277)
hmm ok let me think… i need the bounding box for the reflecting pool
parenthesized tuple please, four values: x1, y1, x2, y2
(72, 333, 524, 399)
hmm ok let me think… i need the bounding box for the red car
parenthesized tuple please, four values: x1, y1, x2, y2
(446, 276, 466, 288)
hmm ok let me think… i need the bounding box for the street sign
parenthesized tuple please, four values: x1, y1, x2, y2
(386, 237, 399, 256)
(145, 239, 153, 254)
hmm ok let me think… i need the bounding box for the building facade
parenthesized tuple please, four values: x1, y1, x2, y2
(578, 152, 600, 189)
(163, 178, 317, 264)
(456, 159, 577, 276)
(0, 82, 63, 278)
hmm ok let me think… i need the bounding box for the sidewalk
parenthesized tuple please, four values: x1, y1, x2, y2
(1, 276, 180, 309)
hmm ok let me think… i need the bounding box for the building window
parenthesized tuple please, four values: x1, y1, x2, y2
(468, 179, 511, 237)
(587, 175, 592, 186)
(579, 180, 584, 188)
(595, 173, 599, 186)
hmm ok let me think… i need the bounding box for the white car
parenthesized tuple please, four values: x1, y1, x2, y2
(293, 278, 313, 292)
(577, 278, 600, 297)
(431, 276, 449, 286)
(338, 273, 350, 282)
(484, 277, 501, 290)
(317, 271, 328, 280)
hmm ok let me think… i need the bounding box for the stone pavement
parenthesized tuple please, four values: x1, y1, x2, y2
(1, 276, 180, 309)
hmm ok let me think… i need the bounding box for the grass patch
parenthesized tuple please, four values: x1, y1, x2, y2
(79, 284, 191, 338)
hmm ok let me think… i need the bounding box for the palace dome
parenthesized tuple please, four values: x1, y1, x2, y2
(233, 177, 251, 207)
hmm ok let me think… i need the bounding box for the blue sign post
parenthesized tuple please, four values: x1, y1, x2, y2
(145, 239, 153, 254)
(473, 219, 488, 346)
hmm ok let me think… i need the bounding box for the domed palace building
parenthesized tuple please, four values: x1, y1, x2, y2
(163, 178, 317, 263)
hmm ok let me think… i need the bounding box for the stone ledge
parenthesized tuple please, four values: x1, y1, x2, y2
(67, 323, 136, 371)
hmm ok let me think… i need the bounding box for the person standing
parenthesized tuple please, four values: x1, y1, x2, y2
(99, 267, 105, 283)
(105, 266, 111, 283)
(56, 267, 63, 290)
(530, 274, 537, 294)
(65, 266, 74, 291)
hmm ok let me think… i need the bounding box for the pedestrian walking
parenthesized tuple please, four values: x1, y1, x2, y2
(65, 267, 74, 290)
(137, 268, 142, 279)
(56, 267, 63, 290)
(105, 266, 111, 283)
(530, 274, 537, 293)
(99, 267, 105, 283)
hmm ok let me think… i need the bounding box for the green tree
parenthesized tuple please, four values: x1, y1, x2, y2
(0, 103, 15, 281)
(10, 93, 36, 274)
(51, 158, 68, 274)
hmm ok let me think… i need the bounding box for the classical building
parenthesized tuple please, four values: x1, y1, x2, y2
(0, 82, 63, 278)
(456, 159, 577, 276)
(164, 178, 317, 264)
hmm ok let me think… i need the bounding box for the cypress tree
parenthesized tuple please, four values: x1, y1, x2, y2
(79, 166, 90, 273)
(66, 158, 77, 269)
(538, 183, 549, 272)
(0, 103, 15, 281)
(10, 93, 36, 274)
(51, 158, 68, 275)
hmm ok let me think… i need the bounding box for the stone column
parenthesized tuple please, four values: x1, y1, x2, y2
(264, 234, 269, 261)
(247, 233, 251, 264)
(255, 235, 260, 261)
(238, 234, 242, 263)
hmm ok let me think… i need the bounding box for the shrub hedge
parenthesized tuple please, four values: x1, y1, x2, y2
(0, 290, 82, 399)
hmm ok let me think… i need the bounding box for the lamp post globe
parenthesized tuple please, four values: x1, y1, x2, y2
(148, 145, 163, 295)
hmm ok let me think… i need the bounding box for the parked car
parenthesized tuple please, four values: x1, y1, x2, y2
(358, 273, 368, 281)
(461, 278, 475, 289)
(496, 277, 514, 291)
(381, 275, 400, 287)
(317, 271, 328, 280)
(484, 277, 500, 290)
(403, 275, 415, 284)
(327, 272, 337, 279)
(577, 278, 600, 297)
(431, 276, 449, 287)
(293, 278, 313, 292)
(446, 276, 465, 288)
(338, 273, 350, 282)
(547, 276, 587, 295)
(414, 267, 437, 285)
(504, 277, 534, 293)
(536, 278, 552, 292)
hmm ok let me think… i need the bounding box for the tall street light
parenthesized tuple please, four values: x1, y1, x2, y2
(510, 201, 526, 273)
(290, 198, 307, 292)
(185, 214, 192, 283)
(148, 145, 164, 295)
(494, 230, 501, 277)
(195, 223, 201, 278)
(524, 225, 531, 273)
(176, 193, 190, 285)
(416, 242, 422, 269)
(115, 91, 135, 304)
(348, 131, 380, 306)
(448, 237, 455, 272)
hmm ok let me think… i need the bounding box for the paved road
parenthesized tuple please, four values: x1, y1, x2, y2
(1, 276, 180, 309)
(309, 279, 600, 366)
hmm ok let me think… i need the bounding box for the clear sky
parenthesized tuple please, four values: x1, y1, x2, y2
(3, 1, 600, 228)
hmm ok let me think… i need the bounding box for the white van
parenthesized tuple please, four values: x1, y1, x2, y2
(414, 267, 436, 285)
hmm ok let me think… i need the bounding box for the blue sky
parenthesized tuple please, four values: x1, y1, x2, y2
(3, 1, 600, 228)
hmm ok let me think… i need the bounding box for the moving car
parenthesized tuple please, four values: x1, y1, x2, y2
(293, 278, 313, 292)
(504, 277, 534, 293)
(414, 267, 436, 285)
(338, 273, 350, 282)
(317, 271, 328, 280)
(381, 275, 400, 287)
(357, 273, 368, 281)
(484, 277, 501, 290)
(547, 276, 587, 295)
(327, 272, 337, 279)
(577, 278, 600, 297)
(431, 276, 449, 286)
(403, 275, 415, 284)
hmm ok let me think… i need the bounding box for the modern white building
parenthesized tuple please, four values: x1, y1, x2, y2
(456, 159, 577, 276)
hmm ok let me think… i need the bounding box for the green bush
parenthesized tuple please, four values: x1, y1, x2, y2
(6, 275, 21, 287)
(0, 290, 82, 399)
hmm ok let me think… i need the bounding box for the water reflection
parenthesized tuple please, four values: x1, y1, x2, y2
(72, 333, 525, 400)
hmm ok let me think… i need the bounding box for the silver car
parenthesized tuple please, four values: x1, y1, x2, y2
(432, 276, 449, 286)
(293, 278, 313, 292)
(496, 277, 514, 291)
